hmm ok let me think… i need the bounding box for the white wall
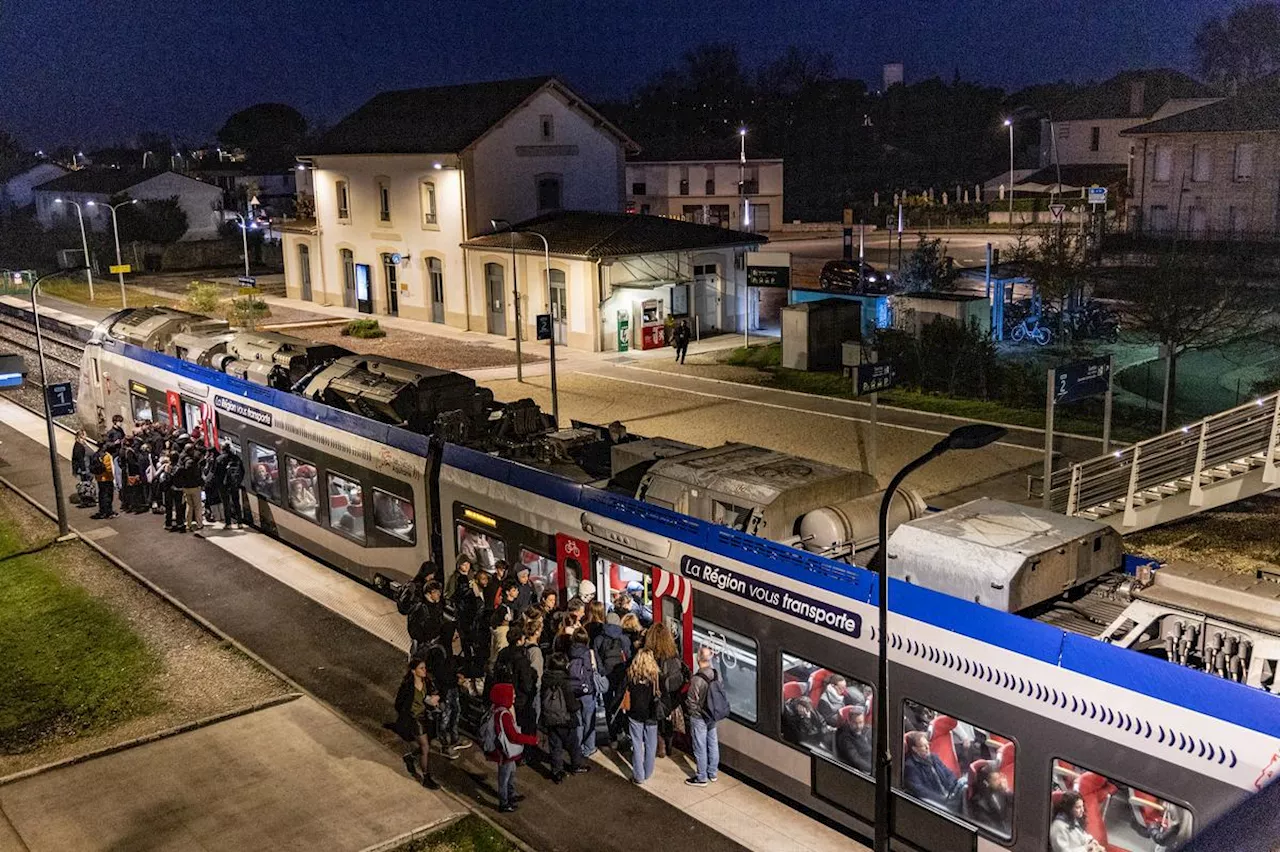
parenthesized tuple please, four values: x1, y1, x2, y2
(625, 160, 784, 231)
(467, 88, 625, 231)
(129, 173, 225, 241)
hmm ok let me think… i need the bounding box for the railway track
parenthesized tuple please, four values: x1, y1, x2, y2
(0, 315, 86, 370)
(0, 314, 86, 423)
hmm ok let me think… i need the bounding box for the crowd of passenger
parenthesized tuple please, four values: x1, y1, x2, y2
(391, 557, 732, 810)
(71, 414, 246, 531)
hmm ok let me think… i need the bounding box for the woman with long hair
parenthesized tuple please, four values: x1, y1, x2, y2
(1049, 790, 1105, 852)
(624, 649, 662, 784)
(392, 658, 441, 789)
(644, 622, 685, 758)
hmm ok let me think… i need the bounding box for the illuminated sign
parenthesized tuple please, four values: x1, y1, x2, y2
(213, 395, 272, 427)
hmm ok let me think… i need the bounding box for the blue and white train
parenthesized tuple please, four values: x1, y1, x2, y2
(78, 307, 1280, 852)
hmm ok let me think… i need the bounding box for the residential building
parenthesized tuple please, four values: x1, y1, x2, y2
(280, 76, 642, 334)
(0, 162, 68, 212)
(1123, 90, 1280, 238)
(32, 169, 224, 240)
(626, 139, 783, 232)
(190, 156, 305, 218)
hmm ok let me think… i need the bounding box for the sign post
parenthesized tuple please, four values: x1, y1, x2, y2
(1045, 355, 1114, 507)
(745, 251, 792, 349)
(1044, 367, 1055, 510)
(46, 382, 76, 417)
(853, 358, 896, 483)
(537, 313, 559, 426)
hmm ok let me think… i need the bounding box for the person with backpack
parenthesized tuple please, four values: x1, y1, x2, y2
(215, 442, 245, 530)
(591, 605, 631, 747)
(492, 626, 537, 737)
(89, 442, 117, 519)
(624, 649, 663, 784)
(684, 645, 729, 786)
(564, 628, 598, 756)
(391, 657, 442, 790)
(201, 451, 223, 526)
(646, 622, 688, 759)
(483, 682, 537, 813)
(422, 636, 468, 760)
(539, 651, 588, 782)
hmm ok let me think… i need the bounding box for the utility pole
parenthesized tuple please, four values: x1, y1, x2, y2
(31, 270, 78, 538)
(491, 219, 523, 382)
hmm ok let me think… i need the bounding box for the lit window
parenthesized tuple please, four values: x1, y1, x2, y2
(420, 180, 437, 226)
(519, 547, 556, 599)
(335, 180, 350, 219)
(457, 523, 505, 570)
(780, 653, 873, 775)
(327, 471, 365, 541)
(692, 617, 758, 723)
(249, 443, 279, 502)
(1050, 760, 1191, 851)
(373, 489, 415, 543)
(285, 456, 320, 521)
(131, 394, 154, 423)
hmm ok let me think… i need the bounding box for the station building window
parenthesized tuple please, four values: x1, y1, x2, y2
(1050, 760, 1191, 852)
(692, 617, 757, 723)
(373, 489, 415, 543)
(457, 518, 505, 570)
(327, 471, 365, 541)
(780, 653, 872, 774)
(285, 456, 320, 521)
(249, 443, 279, 501)
(900, 699, 1015, 840)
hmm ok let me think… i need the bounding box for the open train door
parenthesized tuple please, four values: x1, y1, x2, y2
(555, 532, 588, 600)
(165, 390, 181, 429)
(652, 566, 693, 668)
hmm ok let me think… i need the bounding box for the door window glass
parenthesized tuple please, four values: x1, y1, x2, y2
(901, 699, 1014, 840)
(285, 456, 320, 521)
(518, 548, 556, 599)
(131, 394, 154, 423)
(593, 546, 652, 617)
(1050, 760, 1191, 851)
(457, 523, 505, 570)
(692, 617, 758, 723)
(373, 489, 415, 543)
(249, 443, 279, 501)
(780, 653, 873, 775)
(327, 472, 365, 541)
(182, 400, 201, 433)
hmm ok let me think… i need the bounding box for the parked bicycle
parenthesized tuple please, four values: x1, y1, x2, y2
(1010, 315, 1052, 346)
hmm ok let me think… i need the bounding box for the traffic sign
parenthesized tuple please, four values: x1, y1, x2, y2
(855, 362, 896, 396)
(536, 313, 552, 341)
(109, 264, 131, 274)
(1049, 203, 1066, 221)
(1087, 186, 1108, 206)
(1054, 356, 1111, 404)
(46, 381, 75, 417)
(238, 276, 257, 288)
(0, 353, 26, 388)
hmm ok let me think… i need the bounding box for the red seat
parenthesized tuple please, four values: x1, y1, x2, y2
(996, 741, 1015, 789)
(782, 682, 805, 701)
(1131, 790, 1162, 828)
(807, 668, 833, 706)
(330, 494, 348, 510)
(837, 705, 859, 725)
(928, 715, 961, 776)
(966, 759, 991, 801)
(1076, 771, 1117, 847)
(1051, 790, 1065, 809)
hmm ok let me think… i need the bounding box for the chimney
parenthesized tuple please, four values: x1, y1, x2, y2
(1129, 80, 1146, 116)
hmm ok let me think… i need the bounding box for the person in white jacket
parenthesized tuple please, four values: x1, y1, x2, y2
(1049, 791, 1105, 852)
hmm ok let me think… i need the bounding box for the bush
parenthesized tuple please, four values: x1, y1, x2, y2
(183, 281, 222, 315)
(226, 295, 270, 328)
(342, 318, 386, 339)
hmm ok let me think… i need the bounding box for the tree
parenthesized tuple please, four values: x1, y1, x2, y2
(1194, 1, 1280, 88)
(898, 234, 957, 292)
(115, 196, 188, 244)
(216, 103, 307, 157)
(1025, 225, 1088, 311)
(0, 130, 25, 176)
(1121, 252, 1270, 430)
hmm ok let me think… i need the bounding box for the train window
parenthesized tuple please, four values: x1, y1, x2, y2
(221, 432, 241, 457)
(457, 523, 505, 570)
(900, 699, 1014, 840)
(327, 472, 366, 542)
(182, 400, 201, 433)
(780, 653, 873, 775)
(1050, 760, 1191, 852)
(373, 489, 415, 543)
(285, 457, 320, 521)
(712, 499, 752, 530)
(130, 394, 154, 423)
(249, 443, 279, 502)
(518, 548, 555, 599)
(692, 617, 758, 723)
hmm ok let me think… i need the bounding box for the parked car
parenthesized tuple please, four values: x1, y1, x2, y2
(818, 260, 894, 292)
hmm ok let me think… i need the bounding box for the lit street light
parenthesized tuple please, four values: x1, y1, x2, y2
(1003, 118, 1015, 229)
(87, 198, 137, 306)
(230, 212, 253, 280)
(870, 423, 1007, 852)
(53, 198, 95, 301)
(490, 218, 523, 382)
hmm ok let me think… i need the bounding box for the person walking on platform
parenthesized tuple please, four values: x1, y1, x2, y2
(214, 441, 245, 529)
(72, 430, 94, 507)
(624, 649, 662, 784)
(422, 635, 467, 759)
(485, 682, 537, 813)
(673, 319, 691, 364)
(539, 651, 587, 782)
(89, 442, 117, 519)
(392, 658, 442, 789)
(684, 645, 729, 786)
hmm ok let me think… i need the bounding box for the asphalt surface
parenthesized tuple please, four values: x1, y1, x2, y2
(0, 414, 751, 852)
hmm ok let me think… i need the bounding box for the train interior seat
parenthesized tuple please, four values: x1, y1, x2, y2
(995, 741, 1015, 789)
(928, 715, 962, 776)
(1076, 771, 1117, 847)
(1130, 790, 1162, 830)
(782, 681, 805, 702)
(837, 705, 858, 725)
(965, 758, 991, 803)
(807, 668, 833, 705)
(1051, 790, 1065, 809)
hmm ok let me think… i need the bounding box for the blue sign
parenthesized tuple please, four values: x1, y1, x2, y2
(681, 555, 863, 639)
(0, 354, 25, 388)
(46, 381, 75, 417)
(855, 362, 896, 396)
(1054, 356, 1111, 405)
(536, 313, 552, 341)
(237, 276, 257, 288)
(1087, 186, 1108, 206)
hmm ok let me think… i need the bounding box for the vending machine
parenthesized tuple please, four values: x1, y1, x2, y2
(636, 298, 666, 350)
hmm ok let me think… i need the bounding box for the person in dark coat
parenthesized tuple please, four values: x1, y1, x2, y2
(408, 580, 447, 656)
(391, 658, 441, 789)
(512, 564, 535, 617)
(781, 697, 829, 749)
(673, 319, 691, 364)
(966, 764, 1011, 835)
(494, 630, 538, 736)
(835, 708, 873, 773)
(422, 636, 469, 759)
(624, 649, 663, 784)
(539, 652, 587, 782)
(902, 731, 960, 809)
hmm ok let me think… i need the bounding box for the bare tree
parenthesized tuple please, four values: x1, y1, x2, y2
(1194, 1, 1280, 88)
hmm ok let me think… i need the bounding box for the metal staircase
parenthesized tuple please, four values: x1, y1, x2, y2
(1046, 391, 1280, 533)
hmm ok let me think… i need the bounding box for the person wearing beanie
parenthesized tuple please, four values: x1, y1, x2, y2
(577, 579, 597, 605)
(486, 683, 537, 812)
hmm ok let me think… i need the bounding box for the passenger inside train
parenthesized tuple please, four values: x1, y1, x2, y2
(1049, 760, 1191, 852)
(779, 657, 873, 774)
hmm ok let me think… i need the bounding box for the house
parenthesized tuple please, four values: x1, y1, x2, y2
(1, 162, 69, 212)
(1122, 90, 1280, 237)
(625, 136, 784, 232)
(32, 169, 225, 240)
(190, 154, 306, 218)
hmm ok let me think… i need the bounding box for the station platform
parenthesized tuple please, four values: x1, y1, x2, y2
(0, 396, 864, 852)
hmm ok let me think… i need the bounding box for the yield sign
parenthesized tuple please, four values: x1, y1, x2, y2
(1049, 203, 1066, 221)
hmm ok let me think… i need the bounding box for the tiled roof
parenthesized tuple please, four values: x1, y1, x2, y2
(306, 76, 635, 156)
(461, 210, 765, 259)
(1055, 70, 1214, 121)
(34, 168, 158, 195)
(1122, 92, 1280, 135)
(1016, 164, 1128, 187)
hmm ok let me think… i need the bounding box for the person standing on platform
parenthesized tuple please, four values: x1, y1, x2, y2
(89, 442, 117, 519)
(485, 682, 537, 813)
(214, 442, 245, 530)
(673, 319, 691, 364)
(392, 658, 441, 789)
(624, 649, 662, 784)
(684, 645, 729, 786)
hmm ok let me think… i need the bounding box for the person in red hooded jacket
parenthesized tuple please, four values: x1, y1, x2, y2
(487, 682, 538, 812)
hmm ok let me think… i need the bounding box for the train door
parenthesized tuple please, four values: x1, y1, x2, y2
(652, 566, 693, 666)
(590, 543, 655, 624)
(165, 390, 181, 429)
(556, 532, 588, 600)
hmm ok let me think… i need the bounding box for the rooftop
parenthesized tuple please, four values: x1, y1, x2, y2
(34, 168, 160, 195)
(461, 210, 765, 259)
(1055, 69, 1214, 121)
(306, 76, 636, 156)
(1122, 91, 1280, 135)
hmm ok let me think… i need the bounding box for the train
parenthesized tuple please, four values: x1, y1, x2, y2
(75, 306, 1280, 852)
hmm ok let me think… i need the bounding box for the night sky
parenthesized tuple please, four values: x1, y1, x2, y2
(1, 0, 1242, 147)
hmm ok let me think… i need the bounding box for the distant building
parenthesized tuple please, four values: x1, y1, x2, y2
(32, 169, 224, 240)
(1122, 90, 1280, 238)
(0, 162, 68, 212)
(190, 156, 303, 219)
(883, 63, 904, 91)
(625, 137, 783, 233)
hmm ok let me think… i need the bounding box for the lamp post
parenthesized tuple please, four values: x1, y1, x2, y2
(54, 198, 95, 301)
(1004, 118, 1015, 228)
(870, 423, 1007, 852)
(31, 269, 86, 538)
(490, 218, 523, 382)
(230, 213, 252, 279)
(739, 127, 752, 345)
(87, 198, 137, 307)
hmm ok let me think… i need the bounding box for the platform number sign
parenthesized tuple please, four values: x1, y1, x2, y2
(46, 381, 75, 417)
(536, 313, 553, 341)
(855, 362, 896, 396)
(1054, 356, 1111, 404)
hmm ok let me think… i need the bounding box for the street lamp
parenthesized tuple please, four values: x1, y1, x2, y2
(54, 198, 95, 301)
(1003, 118, 1015, 229)
(87, 198, 137, 307)
(490, 218, 523, 382)
(870, 422, 1007, 852)
(230, 212, 252, 279)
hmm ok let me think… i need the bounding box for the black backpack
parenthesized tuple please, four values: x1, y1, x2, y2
(599, 632, 627, 675)
(223, 454, 245, 488)
(541, 683, 572, 727)
(661, 657, 689, 696)
(89, 450, 107, 476)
